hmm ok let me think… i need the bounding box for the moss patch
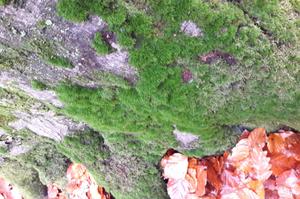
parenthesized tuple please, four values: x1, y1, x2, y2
(31, 80, 48, 90)
(0, 0, 10, 6)
(53, 0, 300, 198)
(92, 32, 112, 54)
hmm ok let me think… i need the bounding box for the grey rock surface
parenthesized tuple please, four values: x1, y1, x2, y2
(9, 110, 86, 141)
(180, 20, 203, 37)
(0, 72, 63, 107)
(0, 0, 137, 88)
(173, 128, 199, 148)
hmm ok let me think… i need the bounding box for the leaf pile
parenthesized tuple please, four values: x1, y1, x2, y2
(48, 163, 113, 199)
(0, 178, 23, 199)
(161, 128, 300, 199)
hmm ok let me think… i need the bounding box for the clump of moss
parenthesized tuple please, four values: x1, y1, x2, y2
(31, 80, 48, 90)
(46, 55, 73, 68)
(55, 0, 300, 199)
(0, 0, 10, 6)
(57, 0, 153, 48)
(92, 32, 111, 54)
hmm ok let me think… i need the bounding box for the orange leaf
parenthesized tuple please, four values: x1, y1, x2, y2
(269, 154, 298, 176)
(195, 165, 207, 196)
(188, 157, 199, 169)
(186, 168, 197, 193)
(267, 133, 285, 154)
(247, 180, 265, 199)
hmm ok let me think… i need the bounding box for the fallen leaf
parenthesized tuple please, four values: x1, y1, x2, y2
(195, 165, 207, 196)
(162, 153, 189, 180)
(167, 179, 190, 199)
(267, 133, 285, 154)
(161, 129, 300, 199)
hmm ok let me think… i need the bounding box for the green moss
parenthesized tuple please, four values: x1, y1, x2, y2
(92, 71, 130, 88)
(0, 44, 26, 69)
(55, 0, 299, 198)
(57, 131, 168, 199)
(290, 0, 300, 12)
(21, 142, 69, 186)
(54, 0, 299, 152)
(0, 130, 68, 198)
(0, 0, 10, 6)
(0, 159, 46, 199)
(56, 130, 110, 187)
(0, 146, 7, 154)
(31, 80, 48, 90)
(238, 0, 298, 43)
(92, 32, 111, 54)
(56, 0, 89, 22)
(46, 55, 73, 68)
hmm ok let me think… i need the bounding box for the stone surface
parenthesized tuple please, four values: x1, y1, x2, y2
(9, 110, 87, 141)
(173, 128, 199, 148)
(0, 0, 137, 87)
(180, 20, 203, 37)
(0, 72, 63, 108)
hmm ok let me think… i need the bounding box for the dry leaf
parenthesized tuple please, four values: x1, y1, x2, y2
(161, 128, 300, 199)
(162, 153, 188, 180)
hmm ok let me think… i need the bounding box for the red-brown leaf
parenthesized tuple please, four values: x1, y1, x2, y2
(269, 154, 298, 176)
(195, 165, 207, 196)
(267, 133, 285, 154)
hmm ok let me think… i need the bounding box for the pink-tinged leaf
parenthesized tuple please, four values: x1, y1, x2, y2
(162, 153, 188, 180)
(277, 186, 293, 199)
(0, 178, 23, 199)
(239, 188, 260, 199)
(167, 179, 190, 199)
(221, 192, 240, 199)
(247, 180, 265, 199)
(221, 170, 241, 188)
(186, 168, 197, 193)
(228, 139, 250, 163)
(276, 169, 300, 197)
(162, 129, 300, 199)
(250, 147, 272, 181)
(284, 133, 300, 161)
(265, 189, 279, 199)
(248, 128, 267, 149)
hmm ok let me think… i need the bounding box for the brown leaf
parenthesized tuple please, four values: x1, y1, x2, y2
(284, 133, 300, 161)
(267, 133, 285, 154)
(161, 129, 300, 199)
(195, 165, 207, 196)
(204, 159, 222, 193)
(269, 154, 298, 176)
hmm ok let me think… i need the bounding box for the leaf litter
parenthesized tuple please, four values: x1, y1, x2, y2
(161, 128, 300, 199)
